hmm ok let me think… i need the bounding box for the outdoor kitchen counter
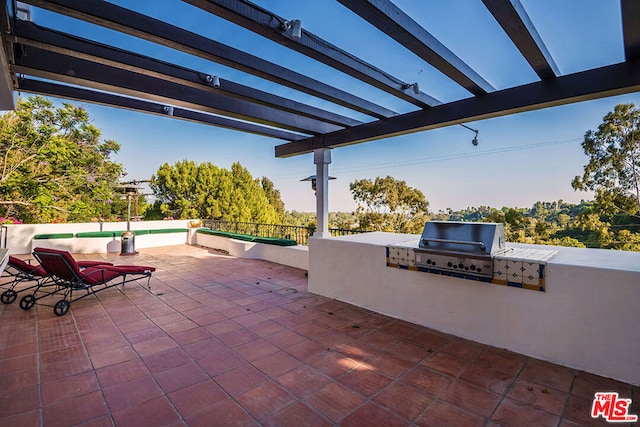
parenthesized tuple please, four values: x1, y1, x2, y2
(320, 231, 640, 272)
(308, 232, 640, 386)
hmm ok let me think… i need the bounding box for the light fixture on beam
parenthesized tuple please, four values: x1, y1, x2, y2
(403, 82, 420, 95)
(281, 19, 302, 39)
(162, 105, 174, 116)
(459, 123, 479, 146)
(301, 174, 336, 192)
(204, 74, 221, 88)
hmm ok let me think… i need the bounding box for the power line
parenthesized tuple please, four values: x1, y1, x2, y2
(268, 137, 581, 180)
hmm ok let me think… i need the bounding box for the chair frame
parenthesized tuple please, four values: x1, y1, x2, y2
(20, 248, 154, 316)
(1, 256, 109, 305)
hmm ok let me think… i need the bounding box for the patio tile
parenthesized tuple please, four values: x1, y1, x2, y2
(236, 380, 296, 421)
(215, 363, 269, 396)
(439, 379, 502, 418)
(519, 359, 576, 393)
(96, 358, 149, 387)
(42, 390, 109, 427)
(276, 365, 332, 398)
(102, 374, 163, 412)
(459, 360, 516, 395)
(422, 350, 471, 377)
(40, 355, 93, 383)
(0, 385, 40, 418)
(218, 328, 260, 348)
(337, 365, 393, 397)
(571, 370, 633, 400)
(142, 347, 191, 373)
(111, 395, 181, 427)
(264, 401, 331, 427)
(168, 379, 228, 418)
(0, 367, 39, 393)
(400, 365, 452, 397)
(373, 381, 434, 421)
(132, 335, 178, 357)
(285, 338, 327, 361)
(153, 361, 209, 393)
(185, 399, 260, 427)
(234, 338, 279, 362)
(89, 345, 138, 369)
(491, 398, 560, 427)
(41, 370, 100, 406)
(476, 347, 527, 376)
(416, 400, 485, 427)
(439, 338, 486, 361)
(304, 382, 366, 422)
(506, 379, 569, 416)
(341, 402, 409, 427)
(253, 350, 303, 378)
(197, 349, 246, 376)
(367, 351, 415, 378)
(183, 337, 227, 360)
(308, 350, 360, 378)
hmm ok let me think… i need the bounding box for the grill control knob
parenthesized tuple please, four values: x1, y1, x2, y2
(470, 265, 476, 271)
(426, 259, 432, 265)
(447, 262, 453, 267)
(477, 268, 482, 273)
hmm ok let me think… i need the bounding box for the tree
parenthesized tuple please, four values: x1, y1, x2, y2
(150, 160, 283, 223)
(572, 103, 640, 218)
(0, 96, 125, 223)
(350, 176, 429, 233)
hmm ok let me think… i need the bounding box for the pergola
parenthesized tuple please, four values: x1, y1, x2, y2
(0, 0, 638, 235)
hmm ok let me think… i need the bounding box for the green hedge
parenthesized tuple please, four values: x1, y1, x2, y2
(196, 228, 297, 246)
(33, 233, 74, 239)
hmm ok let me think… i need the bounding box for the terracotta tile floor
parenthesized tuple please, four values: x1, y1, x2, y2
(0, 244, 637, 426)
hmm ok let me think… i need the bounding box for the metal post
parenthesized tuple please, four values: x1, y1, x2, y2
(313, 148, 332, 238)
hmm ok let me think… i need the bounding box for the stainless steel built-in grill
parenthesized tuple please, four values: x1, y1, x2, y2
(414, 221, 507, 281)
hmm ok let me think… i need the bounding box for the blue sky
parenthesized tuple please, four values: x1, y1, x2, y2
(23, 0, 639, 212)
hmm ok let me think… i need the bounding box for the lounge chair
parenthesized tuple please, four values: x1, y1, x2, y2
(20, 247, 155, 316)
(1, 255, 111, 305)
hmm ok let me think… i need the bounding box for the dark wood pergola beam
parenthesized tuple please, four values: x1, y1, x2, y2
(182, 0, 440, 109)
(20, 0, 397, 119)
(275, 58, 640, 157)
(338, 0, 494, 96)
(482, 0, 559, 80)
(12, 21, 361, 128)
(17, 78, 306, 141)
(14, 46, 343, 135)
(622, 0, 640, 60)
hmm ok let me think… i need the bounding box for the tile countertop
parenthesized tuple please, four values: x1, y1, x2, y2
(357, 232, 640, 273)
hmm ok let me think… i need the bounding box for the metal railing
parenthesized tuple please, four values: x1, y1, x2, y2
(202, 220, 366, 246)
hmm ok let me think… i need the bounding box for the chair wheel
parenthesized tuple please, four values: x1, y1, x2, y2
(53, 300, 70, 316)
(1, 290, 17, 304)
(19, 295, 36, 310)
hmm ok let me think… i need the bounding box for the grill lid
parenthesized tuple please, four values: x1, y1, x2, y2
(418, 221, 506, 256)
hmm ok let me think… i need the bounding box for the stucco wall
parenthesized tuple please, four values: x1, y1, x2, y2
(308, 232, 640, 385)
(195, 232, 308, 271)
(2, 220, 192, 254)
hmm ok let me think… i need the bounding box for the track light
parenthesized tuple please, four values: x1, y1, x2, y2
(162, 105, 174, 116)
(281, 19, 302, 39)
(459, 123, 479, 146)
(403, 82, 419, 95)
(204, 74, 221, 88)
(291, 19, 302, 39)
